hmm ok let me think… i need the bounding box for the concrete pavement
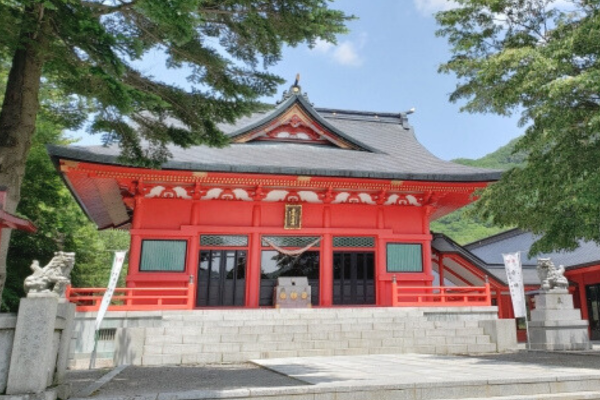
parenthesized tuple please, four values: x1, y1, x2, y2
(66, 350, 600, 400)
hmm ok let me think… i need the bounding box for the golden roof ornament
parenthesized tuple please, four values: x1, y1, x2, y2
(278, 73, 311, 104)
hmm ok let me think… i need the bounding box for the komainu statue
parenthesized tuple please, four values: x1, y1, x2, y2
(24, 251, 75, 297)
(537, 258, 569, 292)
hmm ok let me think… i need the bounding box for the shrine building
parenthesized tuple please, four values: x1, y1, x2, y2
(49, 82, 502, 309)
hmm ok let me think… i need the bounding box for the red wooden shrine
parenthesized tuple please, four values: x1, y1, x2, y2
(0, 187, 36, 245)
(50, 82, 501, 310)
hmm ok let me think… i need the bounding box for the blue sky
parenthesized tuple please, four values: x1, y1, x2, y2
(75, 0, 523, 161)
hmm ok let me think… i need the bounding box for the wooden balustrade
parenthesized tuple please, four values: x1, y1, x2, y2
(66, 281, 491, 311)
(66, 284, 195, 311)
(391, 279, 492, 307)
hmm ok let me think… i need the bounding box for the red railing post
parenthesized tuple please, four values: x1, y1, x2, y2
(65, 284, 72, 302)
(485, 282, 492, 306)
(391, 275, 398, 306)
(441, 286, 446, 304)
(187, 275, 195, 309)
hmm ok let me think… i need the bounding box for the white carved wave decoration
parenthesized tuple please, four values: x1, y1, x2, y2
(298, 191, 322, 203)
(233, 189, 252, 201)
(145, 186, 192, 199)
(332, 192, 349, 204)
(200, 188, 252, 201)
(385, 194, 422, 206)
(275, 131, 312, 140)
(145, 186, 422, 207)
(201, 188, 223, 200)
(358, 193, 376, 205)
(332, 192, 375, 204)
(262, 190, 323, 203)
(264, 190, 288, 202)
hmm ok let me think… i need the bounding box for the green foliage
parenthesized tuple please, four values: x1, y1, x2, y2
(1, 113, 130, 310)
(431, 206, 507, 245)
(0, 69, 129, 311)
(431, 139, 520, 244)
(436, 0, 600, 254)
(0, 0, 351, 300)
(452, 138, 525, 169)
(1, 0, 352, 166)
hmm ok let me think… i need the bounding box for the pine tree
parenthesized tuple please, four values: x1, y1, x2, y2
(0, 0, 351, 297)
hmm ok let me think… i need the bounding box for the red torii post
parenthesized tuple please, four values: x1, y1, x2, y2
(0, 187, 37, 246)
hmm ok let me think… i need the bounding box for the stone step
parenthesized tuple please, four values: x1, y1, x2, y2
(155, 319, 484, 331)
(143, 331, 488, 349)
(72, 307, 504, 368)
(150, 326, 486, 337)
(448, 392, 600, 400)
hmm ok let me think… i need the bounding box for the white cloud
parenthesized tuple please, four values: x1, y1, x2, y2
(332, 41, 362, 66)
(413, 0, 458, 16)
(311, 35, 366, 67)
(313, 39, 334, 54)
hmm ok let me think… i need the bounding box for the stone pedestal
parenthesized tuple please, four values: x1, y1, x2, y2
(529, 291, 591, 351)
(6, 296, 59, 395)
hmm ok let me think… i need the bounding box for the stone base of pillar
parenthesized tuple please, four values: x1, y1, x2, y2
(5, 296, 58, 395)
(529, 291, 591, 351)
(0, 388, 58, 400)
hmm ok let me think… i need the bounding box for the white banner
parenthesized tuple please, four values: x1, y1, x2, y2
(95, 251, 127, 331)
(503, 252, 527, 318)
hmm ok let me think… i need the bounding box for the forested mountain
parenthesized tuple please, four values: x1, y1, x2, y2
(430, 138, 525, 244)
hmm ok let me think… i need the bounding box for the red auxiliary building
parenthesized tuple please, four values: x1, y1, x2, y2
(49, 83, 501, 309)
(0, 187, 36, 242)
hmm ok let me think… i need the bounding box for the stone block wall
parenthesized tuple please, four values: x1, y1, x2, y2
(70, 307, 517, 368)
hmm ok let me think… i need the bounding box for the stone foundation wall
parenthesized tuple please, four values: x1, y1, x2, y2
(70, 307, 516, 368)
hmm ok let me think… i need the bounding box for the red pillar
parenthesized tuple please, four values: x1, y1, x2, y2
(320, 233, 333, 306)
(128, 194, 144, 286)
(575, 274, 589, 321)
(438, 252, 445, 286)
(188, 235, 199, 291)
(377, 238, 389, 306)
(191, 201, 201, 225)
(128, 235, 142, 287)
(422, 240, 433, 287)
(246, 204, 262, 307)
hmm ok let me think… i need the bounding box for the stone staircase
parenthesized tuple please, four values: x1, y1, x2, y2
(133, 308, 502, 366)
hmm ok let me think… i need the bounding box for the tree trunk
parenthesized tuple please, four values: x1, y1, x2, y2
(0, 4, 50, 299)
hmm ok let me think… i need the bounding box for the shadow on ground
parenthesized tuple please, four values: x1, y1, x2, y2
(67, 364, 306, 397)
(461, 350, 600, 369)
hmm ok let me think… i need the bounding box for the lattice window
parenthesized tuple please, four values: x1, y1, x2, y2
(140, 240, 187, 272)
(200, 235, 248, 247)
(98, 328, 117, 342)
(262, 236, 320, 248)
(333, 237, 375, 248)
(386, 243, 423, 272)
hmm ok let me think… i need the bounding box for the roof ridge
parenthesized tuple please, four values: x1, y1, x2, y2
(464, 228, 524, 250)
(431, 232, 505, 285)
(316, 107, 410, 128)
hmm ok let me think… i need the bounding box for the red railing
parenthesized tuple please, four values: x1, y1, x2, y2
(391, 280, 492, 307)
(66, 281, 491, 311)
(66, 284, 195, 311)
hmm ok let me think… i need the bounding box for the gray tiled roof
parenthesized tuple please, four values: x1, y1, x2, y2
(484, 265, 540, 286)
(466, 229, 600, 270)
(48, 94, 502, 182)
(432, 232, 540, 286)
